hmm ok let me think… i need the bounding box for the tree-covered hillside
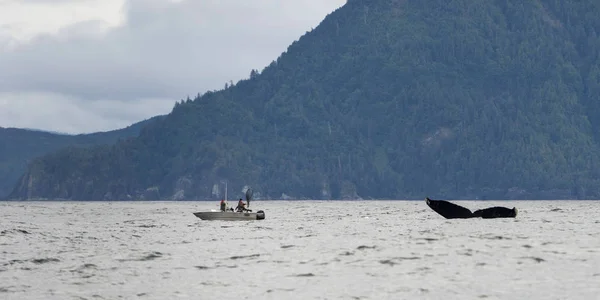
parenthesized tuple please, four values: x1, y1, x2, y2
(9, 0, 600, 200)
(0, 116, 163, 198)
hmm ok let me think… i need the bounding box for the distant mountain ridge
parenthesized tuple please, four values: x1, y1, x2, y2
(9, 0, 600, 200)
(0, 116, 164, 199)
(14, 128, 71, 135)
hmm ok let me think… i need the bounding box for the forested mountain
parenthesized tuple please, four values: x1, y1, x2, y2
(0, 116, 162, 198)
(9, 0, 600, 200)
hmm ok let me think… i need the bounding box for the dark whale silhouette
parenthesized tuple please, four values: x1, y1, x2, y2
(425, 197, 518, 219)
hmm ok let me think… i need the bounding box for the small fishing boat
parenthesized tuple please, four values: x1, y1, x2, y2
(193, 210, 265, 221)
(193, 186, 265, 221)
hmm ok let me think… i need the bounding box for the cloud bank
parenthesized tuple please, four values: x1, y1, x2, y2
(0, 0, 345, 133)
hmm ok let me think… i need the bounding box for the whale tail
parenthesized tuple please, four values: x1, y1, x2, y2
(425, 197, 474, 219)
(425, 197, 518, 219)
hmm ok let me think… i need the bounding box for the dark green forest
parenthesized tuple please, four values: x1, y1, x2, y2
(0, 116, 162, 198)
(9, 0, 600, 200)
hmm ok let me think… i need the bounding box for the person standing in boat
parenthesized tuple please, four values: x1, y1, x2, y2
(220, 199, 227, 212)
(236, 198, 246, 212)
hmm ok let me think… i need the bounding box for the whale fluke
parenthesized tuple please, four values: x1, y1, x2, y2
(425, 197, 473, 219)
(425, 197, 518, 219)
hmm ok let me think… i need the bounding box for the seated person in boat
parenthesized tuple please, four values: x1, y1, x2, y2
(235, 199, 247, 212)
(220, 199, 226, 212)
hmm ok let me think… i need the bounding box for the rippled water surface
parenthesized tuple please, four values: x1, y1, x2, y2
(1, 200, 599, 300)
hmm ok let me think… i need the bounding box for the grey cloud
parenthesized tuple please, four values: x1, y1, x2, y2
(13, 0, 92, 2)
(0, 0, 345, 133)
(0, 92, 173, 133)
(1, 0, 345, 100)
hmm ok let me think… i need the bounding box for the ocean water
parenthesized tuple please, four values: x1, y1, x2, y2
(0, 200, 598, 300)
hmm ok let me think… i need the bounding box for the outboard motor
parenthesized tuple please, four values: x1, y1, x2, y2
(256, 210, 265, 220)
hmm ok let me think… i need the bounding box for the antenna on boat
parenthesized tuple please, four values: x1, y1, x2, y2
(220, 180, 228, 205)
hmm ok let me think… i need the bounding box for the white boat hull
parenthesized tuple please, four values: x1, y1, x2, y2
(193, 210, 265, 221)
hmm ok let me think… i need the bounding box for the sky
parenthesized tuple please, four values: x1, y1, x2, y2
(0, 0, 346, 134)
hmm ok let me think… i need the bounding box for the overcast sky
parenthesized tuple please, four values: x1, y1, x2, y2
(0, 0, 345, 134)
